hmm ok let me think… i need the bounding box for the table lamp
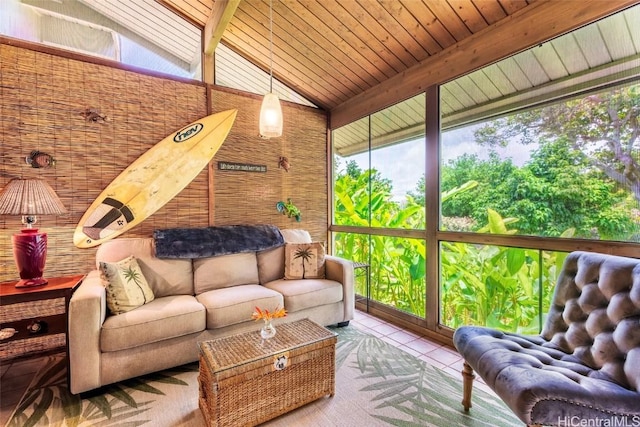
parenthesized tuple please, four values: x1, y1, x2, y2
(0, 178, 67, 288)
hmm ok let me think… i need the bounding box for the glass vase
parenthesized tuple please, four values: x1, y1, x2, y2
(261, 320, 276, 340)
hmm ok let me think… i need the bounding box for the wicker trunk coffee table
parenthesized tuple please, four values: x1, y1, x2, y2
(198, 318, 337, 427)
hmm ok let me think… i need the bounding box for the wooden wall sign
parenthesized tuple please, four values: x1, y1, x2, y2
(218, 162, 267, 172)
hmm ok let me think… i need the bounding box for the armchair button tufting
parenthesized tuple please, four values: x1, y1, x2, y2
(453, 251, 640, 425)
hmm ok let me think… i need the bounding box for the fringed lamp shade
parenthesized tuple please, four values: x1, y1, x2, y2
(0, 178, 67, 287)
(0, 178, 67, 217)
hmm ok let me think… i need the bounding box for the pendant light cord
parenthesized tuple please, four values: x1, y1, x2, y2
(269, 0, 274, 93)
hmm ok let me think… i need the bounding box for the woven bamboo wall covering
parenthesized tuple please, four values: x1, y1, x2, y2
(0, 43, 208, 282)
(210, 90, 328, 242)
(0, 42, 329, 283)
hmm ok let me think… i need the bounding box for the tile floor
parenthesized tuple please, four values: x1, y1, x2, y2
(350, 309, 495, 397)
(0, 309, 497, 426)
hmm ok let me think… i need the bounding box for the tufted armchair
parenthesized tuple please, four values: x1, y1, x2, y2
(453, 251, 640, 426)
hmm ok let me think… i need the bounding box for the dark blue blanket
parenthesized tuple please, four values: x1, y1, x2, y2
(154, 224, 284, 259)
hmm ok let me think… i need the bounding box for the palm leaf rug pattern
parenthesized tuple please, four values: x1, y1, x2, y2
(8, 356, 194, 427)
(7, 326, 520, 427)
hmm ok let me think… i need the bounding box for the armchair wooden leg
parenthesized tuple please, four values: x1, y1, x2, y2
(461, 361, 475, 411)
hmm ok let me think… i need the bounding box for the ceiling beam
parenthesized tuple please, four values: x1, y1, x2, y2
(329, 0, 640, 129)
(204, 0, 240, 55)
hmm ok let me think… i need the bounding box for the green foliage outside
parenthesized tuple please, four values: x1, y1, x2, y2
(333, 84, 639, 332)
(334, 162, 567, 333)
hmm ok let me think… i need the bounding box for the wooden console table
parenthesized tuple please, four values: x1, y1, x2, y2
(0, 275, 84, 363)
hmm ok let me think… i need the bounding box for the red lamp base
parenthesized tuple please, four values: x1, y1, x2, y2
(12, 228, 48, 289)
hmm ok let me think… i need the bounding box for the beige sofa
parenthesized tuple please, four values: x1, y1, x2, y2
(68, 229, 354, 394)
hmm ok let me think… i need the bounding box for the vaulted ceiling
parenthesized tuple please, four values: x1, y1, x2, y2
(155, 0, 638, 130)
(163, 0, 538, 112)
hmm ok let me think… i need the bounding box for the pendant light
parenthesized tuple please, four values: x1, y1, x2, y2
(259, 0, 283, 138)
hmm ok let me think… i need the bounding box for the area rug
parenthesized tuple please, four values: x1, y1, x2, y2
(7, 326, 520, 427)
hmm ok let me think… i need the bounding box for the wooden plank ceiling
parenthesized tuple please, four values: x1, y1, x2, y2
(161, 0, 537, 112)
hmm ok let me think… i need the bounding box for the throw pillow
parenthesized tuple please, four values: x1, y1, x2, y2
(100, 255, 155, 315)
(284, 242, 326, 279)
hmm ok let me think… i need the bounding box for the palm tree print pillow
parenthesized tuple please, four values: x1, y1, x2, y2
(100, 255, 155, 315)
(284, 242, 326, 279)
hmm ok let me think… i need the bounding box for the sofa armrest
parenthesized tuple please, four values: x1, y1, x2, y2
(68, 270, 107, 394)
(325, 255, 355, 322)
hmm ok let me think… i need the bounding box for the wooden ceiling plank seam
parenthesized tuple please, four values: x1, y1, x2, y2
(222, 30, 349, 107)
(156, 0, 213, 28)
(445, 0, 489, 34)
(240, 1, 371, 95)
(278, 5, 380, 90)
(301, 0, 399, 78)
(226, 11, 357, 102)
(190, 0, 213, 17)
(284, 0, 389, 85)
(356, 0, 429, 63)
(497, 0, 532, 15)
(470, 0, 508, 25)
(330, 0, 412, 72)
(428, 0, 474, 41)
(378, 0, 443, 56)
(400, 0, 456, 50)
(331, 0, 636, 129)
(204, 0, 240, 55)
(155, 0, 209, 27)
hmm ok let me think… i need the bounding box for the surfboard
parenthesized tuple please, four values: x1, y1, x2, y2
(73, 109, 238, 248)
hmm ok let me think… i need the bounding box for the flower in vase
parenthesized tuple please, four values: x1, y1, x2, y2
(252, 306, 286, 340)
(251, 306, 287, 322)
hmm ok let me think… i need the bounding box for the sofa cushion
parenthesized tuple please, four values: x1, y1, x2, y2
(196, 285, 283, 329)
(96, 237, 193, 296)
(264, 279, 342, 312)
(100, 256, 155, 315)
(257, 246, 285, 284)
(284, 242, 326, 279)
(280, 228, 312, 243)
(257, 229, 313, 284)
(193, 252, 259, 294)
(101, 295, 205, 352)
